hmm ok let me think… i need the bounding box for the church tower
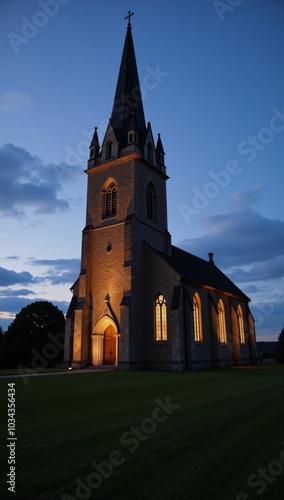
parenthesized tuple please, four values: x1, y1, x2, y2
(65, 14, 171, 368)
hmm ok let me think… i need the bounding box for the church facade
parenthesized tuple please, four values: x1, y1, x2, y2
(64, 19, 257, 370)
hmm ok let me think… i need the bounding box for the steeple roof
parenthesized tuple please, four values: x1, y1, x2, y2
(156, 133, 165, 154)
(110, 22, 146, 147)
(90, 127, 100, 157)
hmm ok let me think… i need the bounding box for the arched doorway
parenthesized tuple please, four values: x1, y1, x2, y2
(92, 315, 119, 366)
(103, 325, 116, 365)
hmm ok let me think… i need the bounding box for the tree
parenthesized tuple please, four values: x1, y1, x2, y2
(275, 327, 284, 364)
(7, 301, 65, 336)
(1, 301, 65, 369)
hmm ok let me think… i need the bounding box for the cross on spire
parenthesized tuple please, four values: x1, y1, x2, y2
(125, 10, 134, 27)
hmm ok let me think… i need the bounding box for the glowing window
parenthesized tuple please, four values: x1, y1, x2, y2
(193, 293, 203, 342)
(105, 181, 117, 218)
(238, 305, 245, 344)
(147, 182, 156, 221)
(218, 299, 227, 344)
(155, 294, 167, 342)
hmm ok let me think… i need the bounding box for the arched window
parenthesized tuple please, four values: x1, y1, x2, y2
(147, 182, 157, 221)
(238, 305, 245, 344)
(193, 293, 203, 342)
(155, 294, 167, 342)
(147, 142, 153, 162)
(106, 141, 113, 159)
(104, 181, 117, 218)
(218, 299, 227, 344)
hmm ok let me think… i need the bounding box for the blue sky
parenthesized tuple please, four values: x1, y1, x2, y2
(0, 0, 283, 340)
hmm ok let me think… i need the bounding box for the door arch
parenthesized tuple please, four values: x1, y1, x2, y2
(104, 325, 116, 365)
(92, 315, 118, 366)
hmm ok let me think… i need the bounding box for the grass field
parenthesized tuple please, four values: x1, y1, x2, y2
(0, 366, 283, 500)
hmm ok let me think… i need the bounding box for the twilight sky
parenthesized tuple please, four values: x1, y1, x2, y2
(0, 0, 283, 340)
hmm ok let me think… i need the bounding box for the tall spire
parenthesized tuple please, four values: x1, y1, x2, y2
(110, 14, 146, 147)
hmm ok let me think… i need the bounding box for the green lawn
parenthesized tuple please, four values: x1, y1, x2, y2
(0, 366, 283, 500)
(0, 367, 68, 376)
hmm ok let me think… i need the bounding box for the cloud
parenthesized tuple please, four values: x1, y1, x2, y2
(228, 185, 264, 210)
(242, 284, 261, 294)
(0, 143, 81, 217)
(0, 258, 79, 291)
(180, 209, 284, 271)
(0, 297, 69, 314)
(0, 267, 35, 286)
(227, 256, 284, 283)
(0, 288, 36, 297)
(0, 91, 32, 112)
(251, 298, 284, 338)
(28, 257, 80, 285)
(28, 258, 80, 268)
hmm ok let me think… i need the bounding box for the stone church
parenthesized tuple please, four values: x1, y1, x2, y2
(64, 17, 257, 370)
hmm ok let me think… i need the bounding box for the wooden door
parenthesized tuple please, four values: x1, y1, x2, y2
(104, 325, 116, 365)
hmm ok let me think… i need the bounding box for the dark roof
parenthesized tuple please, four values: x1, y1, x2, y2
(110, 25, 146, 147)
(156, 133, 165, 154)
(153, 244, 249, 301)
(90, 127, 100, 156)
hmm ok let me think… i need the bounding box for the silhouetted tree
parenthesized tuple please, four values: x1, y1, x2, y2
(275, 326, 284, 364)
(1, 301, 65, 369)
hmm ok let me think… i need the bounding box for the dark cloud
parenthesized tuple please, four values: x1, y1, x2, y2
(28, 258, 80, 285)
(28, 258, 80, 268)
(180, 209, 284, 272)
(242, 284, 261, 294)
(0, 143, 81, 218)
(0, 267, 35, 286)
(0, 288, 35, 297)
(0, 258, 79, 290)
(227, 256, 284, 283)
(0, 297, 36, 313)
(45, 272, 78, 285)
(251, 299, 284, 338)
